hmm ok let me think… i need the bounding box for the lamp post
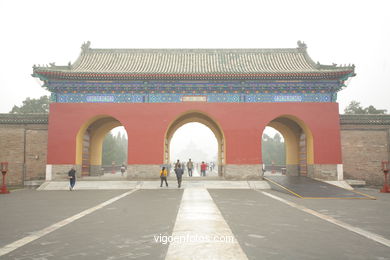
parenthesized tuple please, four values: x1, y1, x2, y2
(0, 162, 10, 194)
(380, 160, 390, 193)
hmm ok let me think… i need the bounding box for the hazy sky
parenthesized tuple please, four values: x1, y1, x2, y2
(0, 0, 389, 113)
(170, 123, 217, 162)
(111, 123, 279, 162)
(168, 124, 281, 162)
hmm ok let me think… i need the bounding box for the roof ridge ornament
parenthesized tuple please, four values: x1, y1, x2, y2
(297, 40, 307, 50)
(81, 41, 91, 51)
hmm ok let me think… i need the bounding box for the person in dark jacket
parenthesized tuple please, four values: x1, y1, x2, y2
(68, 166, 76, 191)
(187, 159, 194, 177)
(174, 159, 181, 170)
(174, 164, 184, 188)
(120, 164, 126, 176)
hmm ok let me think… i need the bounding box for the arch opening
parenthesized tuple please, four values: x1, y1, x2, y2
(262, 115, 314, 176)
(170, 122, 218, 176)
(262, 127, 286, 175)
(164, 112, 225, 177)
(75, 115, 128, 177)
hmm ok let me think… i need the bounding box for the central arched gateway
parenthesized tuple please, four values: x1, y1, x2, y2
(33, 42, 355, 181)
(164, 111, 225, 176)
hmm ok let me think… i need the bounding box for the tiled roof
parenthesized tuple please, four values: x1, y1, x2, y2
(340, 114, 390, 125)
(0, 114, 48, 124)
(33, 41, 355, 80)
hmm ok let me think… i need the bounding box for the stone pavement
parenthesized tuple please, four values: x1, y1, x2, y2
(1, 186, 390, 259)
(36, 172, 352, 191)
(37, 180, 271, 190)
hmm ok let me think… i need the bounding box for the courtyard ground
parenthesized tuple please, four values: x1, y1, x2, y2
(0, 185, 389, 259)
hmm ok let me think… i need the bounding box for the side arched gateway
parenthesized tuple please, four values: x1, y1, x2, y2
(263, 115, 314, 176)
(75, 115, 127, 176)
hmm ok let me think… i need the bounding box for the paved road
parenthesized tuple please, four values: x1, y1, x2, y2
(1, 189, 183, 259)
(209, 189, 390, 260)
(261, 188, 390, 239)
(1, 188, 390, 259)
(0, 190, 127, 248)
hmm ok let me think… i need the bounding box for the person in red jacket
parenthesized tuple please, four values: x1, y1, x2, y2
(200, 161, 207, 177)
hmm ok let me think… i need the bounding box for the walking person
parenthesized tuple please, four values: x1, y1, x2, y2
(68, 166, 76, 191)
(160, 167, 168, 187)
(201, 161, 207, 177)
(187, 159, 194, 177)
(175, 164, 184, 188)
(120, 164, 126, 176)
(174, 159, 181, 170)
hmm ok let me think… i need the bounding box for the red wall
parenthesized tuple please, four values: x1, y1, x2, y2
(47, 102, 342, 165)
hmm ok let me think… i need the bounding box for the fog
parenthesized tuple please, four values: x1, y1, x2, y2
(111, 124, 282, 162)
(170, 123, 218, 162)
(1, 0, 388, 111)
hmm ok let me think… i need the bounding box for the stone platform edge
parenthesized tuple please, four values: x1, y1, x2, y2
(37, 180, 271, 190)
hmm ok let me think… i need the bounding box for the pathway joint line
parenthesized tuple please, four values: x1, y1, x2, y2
(260, 191, 390, 248)
(0, 189, 139, 257)
(165, 188, 248, 260)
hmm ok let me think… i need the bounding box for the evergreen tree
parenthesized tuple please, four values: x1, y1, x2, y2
(10, 96, 50, 114)
(102, 133, 116, 165)
(365, 105, 387, 114)
(262, 133, 285, 165)
(344, 101, 387, 114)
(102, 132, 128, 165)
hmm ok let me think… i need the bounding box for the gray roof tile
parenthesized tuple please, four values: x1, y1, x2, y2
(33, 41, 355, 80)
(0, 114, 48, 124)
(340, 114, 390, 125)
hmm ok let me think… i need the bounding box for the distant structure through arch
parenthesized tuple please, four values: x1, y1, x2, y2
(164, 111, 225, 176)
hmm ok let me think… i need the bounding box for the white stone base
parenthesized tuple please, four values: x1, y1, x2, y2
(49, 164, 80, 180)
(224, 164, 263, 180)
(45, 164, 52, 181)
(337, 164, 344, 181)
(308, 164, 338, 181)
(127, 164, 161, 179)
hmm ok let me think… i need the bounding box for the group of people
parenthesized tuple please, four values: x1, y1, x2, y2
(67, 159, 212, 190)
(159, 159, 209, 188)
(178, 159, 209, 177)
(171, 159, 209, 177)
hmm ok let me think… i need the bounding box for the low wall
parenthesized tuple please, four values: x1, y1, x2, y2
(340, 115, 390, 185)
(0, 114, 48, 185)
